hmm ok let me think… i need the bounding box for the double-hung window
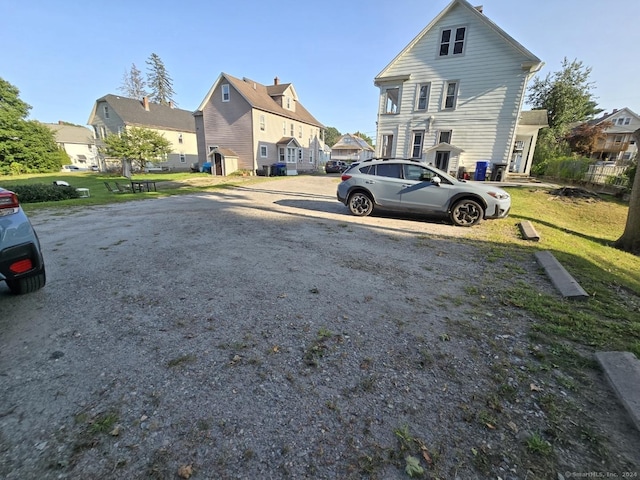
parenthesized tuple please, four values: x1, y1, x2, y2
(260, 115, 265, 131)
(443, 81, 458, 110)
(416, 84, 430, 111)
(411, 131, 424, 159)
(260, 145, 268, 157)
(222, 84, 230, 102)
(439, 26, 466, 56)
(381, 134, 394, 158)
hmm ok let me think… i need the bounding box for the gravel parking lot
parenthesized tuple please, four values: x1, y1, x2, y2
(1, 176, 639, 479)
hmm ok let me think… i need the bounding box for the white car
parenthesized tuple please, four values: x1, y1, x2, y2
(337, 159, 511, 227)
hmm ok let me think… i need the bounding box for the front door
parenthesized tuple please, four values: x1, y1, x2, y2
(435, 151, 450, 171)
(214, 153, 223, 176)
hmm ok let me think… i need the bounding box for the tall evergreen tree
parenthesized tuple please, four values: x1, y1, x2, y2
(146, 53, 176, 106)
(118, 63, 148, 99)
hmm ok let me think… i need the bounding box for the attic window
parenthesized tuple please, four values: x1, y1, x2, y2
(222, 84, 230, 102)
(104, 106, 110, 118)
(439, 26, 466, 56)
(178, 134, 183, 144)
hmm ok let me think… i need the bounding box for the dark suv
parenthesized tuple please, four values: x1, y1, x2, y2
(0, 187, 46, 294)
(337, 159, 510, 227)
(325, 161, 348, 173)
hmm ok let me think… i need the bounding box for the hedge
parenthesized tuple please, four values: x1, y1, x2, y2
(3, 184, 80, 203)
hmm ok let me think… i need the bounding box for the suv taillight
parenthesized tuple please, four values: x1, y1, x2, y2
(341, 174, 352, 181)
(0, 191, 20, 211)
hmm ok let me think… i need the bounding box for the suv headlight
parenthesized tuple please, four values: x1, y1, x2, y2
(487, 191, 509, 200)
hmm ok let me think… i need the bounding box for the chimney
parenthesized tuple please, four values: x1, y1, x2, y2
(169, 100, 174, 109)
(474, 5, 483, 13)
(612, 108, 618, 113)
(142, 96, 149, 111)
(274, 76, 279, 86)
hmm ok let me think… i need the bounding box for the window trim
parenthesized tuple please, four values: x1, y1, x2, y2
(381, 134, 394, 158)
(415, 83, 430, 111)
(179, 153, 186, 163)
(221, 84, 230, 102)
(260, 145, 268, 158)
(443, 81, 459, 110)
(439, 25, 467, 57)
(438, 129, 452, 144)
(411, 130, 425, 159)
(104, 105, 110, 119)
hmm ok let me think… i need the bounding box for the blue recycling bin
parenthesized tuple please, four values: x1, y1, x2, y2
(272, 163, 287, 176)
(474, 161, 490, 181)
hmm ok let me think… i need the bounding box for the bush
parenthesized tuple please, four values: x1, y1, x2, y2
(3, 184, 80, 203)
(543, 156, 592, 181)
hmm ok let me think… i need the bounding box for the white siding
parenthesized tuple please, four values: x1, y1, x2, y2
(377, 3, 535, 171)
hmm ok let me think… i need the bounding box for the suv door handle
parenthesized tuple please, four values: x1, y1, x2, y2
(365, 180, 375, 184)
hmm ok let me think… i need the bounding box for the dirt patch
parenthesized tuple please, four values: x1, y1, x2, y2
(1, 176, 638, 479)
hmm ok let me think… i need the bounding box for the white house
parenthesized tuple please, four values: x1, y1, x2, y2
(374, 0, 545, 179)
(330, 134, 375, 163)
(44, 122, 98, 168)
(588, 107, 640, 163)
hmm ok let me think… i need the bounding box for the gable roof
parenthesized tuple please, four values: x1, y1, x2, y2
(331, 134, 374, 152)
(375, 0, 542, 81)
(88, 94, 196, 132)
(44, 123, 95, 143)
(591, 107, 640, 125)
(196, 73, 323, 128)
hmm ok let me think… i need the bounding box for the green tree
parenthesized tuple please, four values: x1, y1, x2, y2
(0, 77, 67, 174)
(101, 126, 172, 172)
(324, 126, 341, 147)
(118, 63, 148, 100)
(527, 58, 602, 133)
(146, 53, 176, 106)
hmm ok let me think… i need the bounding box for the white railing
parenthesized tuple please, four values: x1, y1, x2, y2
(584, 165, 628, 185)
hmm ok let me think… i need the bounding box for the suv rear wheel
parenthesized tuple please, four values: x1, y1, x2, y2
(450, 199, 483, 227)
(348, 191, 374, 216)
(6, 269, 46, 294)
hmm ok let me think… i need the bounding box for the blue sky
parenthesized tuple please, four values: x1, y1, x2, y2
(2, 0, 639, 140)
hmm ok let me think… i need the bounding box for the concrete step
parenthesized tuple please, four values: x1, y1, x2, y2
(595, 351, 640, 432)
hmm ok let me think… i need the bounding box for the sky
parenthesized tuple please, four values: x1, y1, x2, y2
(2, 0, 639, 140)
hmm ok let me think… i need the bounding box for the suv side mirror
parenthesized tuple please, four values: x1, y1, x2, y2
(431, 176, 442, 186)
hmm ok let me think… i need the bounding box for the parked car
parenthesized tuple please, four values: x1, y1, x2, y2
(61, 165, 81, 172)
(336, 159, 511, 227)
(325, 161, 348, 173)
(0, 188, 46, 294)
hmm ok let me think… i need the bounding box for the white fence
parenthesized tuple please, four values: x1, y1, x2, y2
(584, 165, 628, 186)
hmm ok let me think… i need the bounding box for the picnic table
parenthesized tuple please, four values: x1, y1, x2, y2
(130, 180, 157, 193)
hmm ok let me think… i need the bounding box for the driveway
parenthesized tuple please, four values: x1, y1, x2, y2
(1, 176, 637, 478)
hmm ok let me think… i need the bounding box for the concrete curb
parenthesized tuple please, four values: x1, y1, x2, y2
(595, 351, 640, 433)
(534, 251, 589, 300)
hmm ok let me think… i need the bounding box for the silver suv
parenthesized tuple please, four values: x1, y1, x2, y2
(337, 159, 510, 227)
(0, 187, 46, 294)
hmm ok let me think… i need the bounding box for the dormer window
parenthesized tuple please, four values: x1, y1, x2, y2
(286, 97, 291, 109)
(439, 26, 466, 56)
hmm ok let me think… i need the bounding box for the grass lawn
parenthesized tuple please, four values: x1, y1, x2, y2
(476, 185, 640, 358)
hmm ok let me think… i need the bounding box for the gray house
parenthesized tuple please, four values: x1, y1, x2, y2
(194, 73, 324, 176)
(87, 95, 197, 171)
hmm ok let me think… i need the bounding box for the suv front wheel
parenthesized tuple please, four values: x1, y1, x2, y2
(450, 199, 483, 227)
(348, 191, 374, 216)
